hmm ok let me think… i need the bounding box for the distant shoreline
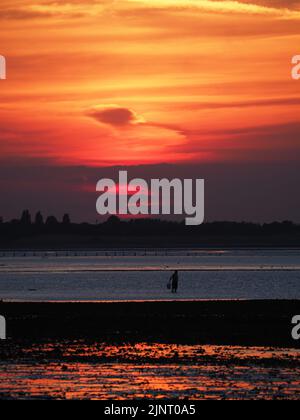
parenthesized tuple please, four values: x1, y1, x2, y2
(1, 267, 300, 274)
(2, 245, 300, 251)
(1, 236, 300, 249)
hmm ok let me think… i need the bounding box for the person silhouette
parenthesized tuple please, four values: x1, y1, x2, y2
(171, 270, 179, 293)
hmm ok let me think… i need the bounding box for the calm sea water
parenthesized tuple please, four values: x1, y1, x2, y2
(2, 250, 299, 401)
(0, 249, 300, 301)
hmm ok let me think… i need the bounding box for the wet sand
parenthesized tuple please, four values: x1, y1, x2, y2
(1, 300, 300, 347)
(1, 301, 300, 400)
(0, 342, 300, 400)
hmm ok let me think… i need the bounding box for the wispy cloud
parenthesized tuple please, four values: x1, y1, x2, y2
(0, 1, 108, 20)
(2, 0, 300, 22)
(128, 0, 300, 17)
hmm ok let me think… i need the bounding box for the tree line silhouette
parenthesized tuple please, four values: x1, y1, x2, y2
(0, 210, 300, 242)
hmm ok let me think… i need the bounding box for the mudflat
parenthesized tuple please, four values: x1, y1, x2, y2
(0, 300, 299, 347)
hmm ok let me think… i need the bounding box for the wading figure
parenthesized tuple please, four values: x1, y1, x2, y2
(171, 270, 179, 293)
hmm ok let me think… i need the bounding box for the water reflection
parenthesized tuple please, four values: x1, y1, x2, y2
(0, 343, 299, 400)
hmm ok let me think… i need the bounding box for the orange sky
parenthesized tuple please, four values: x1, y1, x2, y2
(1, 0, 300, 166)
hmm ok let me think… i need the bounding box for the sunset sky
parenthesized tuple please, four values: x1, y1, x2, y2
(1, 0, 300, 221)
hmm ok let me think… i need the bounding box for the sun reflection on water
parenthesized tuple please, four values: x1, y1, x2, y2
(0, 343, 299, 400)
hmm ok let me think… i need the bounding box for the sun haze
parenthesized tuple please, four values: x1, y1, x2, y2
(1, 0, 300, 166)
